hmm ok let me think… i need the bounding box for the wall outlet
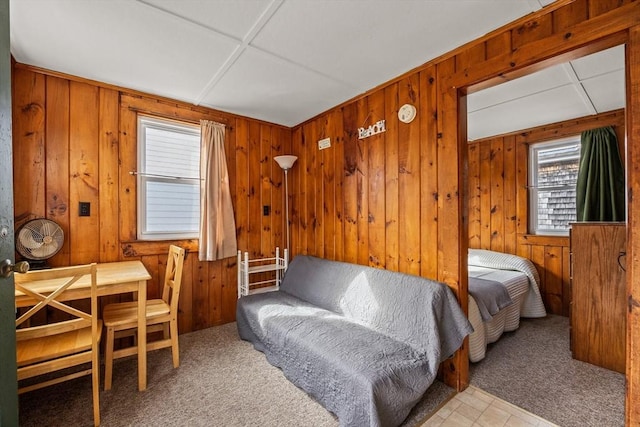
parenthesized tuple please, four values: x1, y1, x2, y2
(318, 137, 331, 150)
(263, 205, 270, 216)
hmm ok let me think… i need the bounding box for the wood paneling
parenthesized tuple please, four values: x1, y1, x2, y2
(571, 223, 626, 373)
(419, 67, 438, 279)
(69, 81, 99, 265)
(45, 76, 70, 267)
(12, 66, 291, 333)
(468, 110, 625, 316)
(98, 88, 120, 263)
(12, 68, 45, 226)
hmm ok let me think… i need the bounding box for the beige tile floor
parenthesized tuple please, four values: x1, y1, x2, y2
(423, 385, 558, 427)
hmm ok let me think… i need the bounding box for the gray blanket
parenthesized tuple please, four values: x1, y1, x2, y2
(468, 249, 546, 318)
(237, 255, 473, 427)
(468, 276, 513, 321)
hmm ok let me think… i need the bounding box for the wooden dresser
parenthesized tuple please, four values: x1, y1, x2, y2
(570, 222, 626, 373)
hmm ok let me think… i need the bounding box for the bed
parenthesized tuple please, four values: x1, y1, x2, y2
(467, 249, 547, 362)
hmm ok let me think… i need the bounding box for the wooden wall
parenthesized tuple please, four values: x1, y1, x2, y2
(11, 65, 291, 334)
(289, 0, 639, 392)
(289, 71, 438, 277)
(468, 109, 625, 316)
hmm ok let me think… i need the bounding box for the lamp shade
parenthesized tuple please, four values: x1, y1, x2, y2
(274, 155, 298, 170)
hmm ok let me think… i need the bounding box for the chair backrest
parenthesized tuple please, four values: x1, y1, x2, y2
(162, 245, 186, 315)
(15, 263, 98, 345)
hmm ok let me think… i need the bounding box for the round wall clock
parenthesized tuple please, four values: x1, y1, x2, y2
(398, 103, 417, 123)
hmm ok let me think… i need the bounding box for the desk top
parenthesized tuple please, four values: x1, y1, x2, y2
(15, 261, 151, 304)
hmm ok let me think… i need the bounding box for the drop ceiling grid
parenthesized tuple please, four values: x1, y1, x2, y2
(139, 0, 274, 41)
(248, 0, 539, 94)
(200, 45, 356, 127)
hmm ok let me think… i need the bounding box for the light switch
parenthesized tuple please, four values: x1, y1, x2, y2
(79, 202, 91, 217)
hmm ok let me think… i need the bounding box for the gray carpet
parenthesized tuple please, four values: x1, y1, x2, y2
(19, 322, 454, 427)
(470, 315, 625, 427)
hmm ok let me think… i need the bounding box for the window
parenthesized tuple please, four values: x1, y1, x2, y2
(137, 116, 200, 240)
(529, 136, 580, 235)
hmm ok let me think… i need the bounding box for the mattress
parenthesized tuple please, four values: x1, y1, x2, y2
(467, 266, 531, 362)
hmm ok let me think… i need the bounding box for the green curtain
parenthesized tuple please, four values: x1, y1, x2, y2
(576, 126, 625, 221)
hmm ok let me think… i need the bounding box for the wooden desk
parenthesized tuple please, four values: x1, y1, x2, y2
(15, 261, 152, 391)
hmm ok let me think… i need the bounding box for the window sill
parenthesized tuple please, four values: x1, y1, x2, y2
(121, 239, 199, 257)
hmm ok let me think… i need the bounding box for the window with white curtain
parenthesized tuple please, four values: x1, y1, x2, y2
(528, 136, 581, 236)
(137, 116, 200, 240)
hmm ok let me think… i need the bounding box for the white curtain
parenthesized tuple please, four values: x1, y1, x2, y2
(199, 120, 237, 261)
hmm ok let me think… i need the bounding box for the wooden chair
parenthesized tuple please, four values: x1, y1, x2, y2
(16, 263, 101, 426)
(103, 245, 185, 390)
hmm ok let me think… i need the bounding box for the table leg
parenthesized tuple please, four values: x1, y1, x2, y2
(137, 279, 147, 391)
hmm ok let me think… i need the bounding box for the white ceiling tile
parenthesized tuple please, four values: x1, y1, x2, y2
(200, 47, 356, 127)
(10, 0, 240, 102)
(570, 45, 625, 80)
(468, 64, 573, 112)
(580, 70, 626, 113)
(140, 0, 273, 40)
(251, 1, 534, 92)
(468, 85, 595, 141)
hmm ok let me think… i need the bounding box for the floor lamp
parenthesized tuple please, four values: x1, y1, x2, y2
(274, 155, 297, 261)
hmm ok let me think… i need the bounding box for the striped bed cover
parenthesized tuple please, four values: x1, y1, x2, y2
(467, 249, 547, 362)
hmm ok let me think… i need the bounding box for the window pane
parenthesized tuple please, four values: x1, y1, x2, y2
(144, 126, 200, 179)
(529, 137, 580, 235)
(535, 143, 580, 188)
(536, 186, 577, 231)
(145, 181, 199, 233)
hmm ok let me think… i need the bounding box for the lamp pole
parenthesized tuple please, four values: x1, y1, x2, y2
(284, 168, 290, 258)
(273, 155, 297, 262)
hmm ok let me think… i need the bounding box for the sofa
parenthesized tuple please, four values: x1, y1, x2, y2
(236, 255, 473, 427)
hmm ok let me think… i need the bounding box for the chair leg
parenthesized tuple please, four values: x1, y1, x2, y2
(92, 348, 101, 426)
(170, 319, 179, 368)
(104, 326, 115, 391)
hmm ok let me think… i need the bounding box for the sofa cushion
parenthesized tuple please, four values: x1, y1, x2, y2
(279, 255, 470, 356)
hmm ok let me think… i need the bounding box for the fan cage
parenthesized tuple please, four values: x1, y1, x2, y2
(16, 219, 64, 262)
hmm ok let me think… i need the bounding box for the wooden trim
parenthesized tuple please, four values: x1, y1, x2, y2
(447, 4, 635, 91)
(626, 23, 640, 427)
(517, 234, 569, 247)
(130, 107, 229, 128)
(121, 93, 232, 126)
(121, 240, 198, 257)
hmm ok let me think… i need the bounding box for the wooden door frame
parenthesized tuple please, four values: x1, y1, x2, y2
(439, 4, 640, 424)
(625, 25, 640, 425)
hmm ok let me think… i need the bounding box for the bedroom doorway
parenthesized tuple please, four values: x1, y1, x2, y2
(460, 44, 627, 426)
